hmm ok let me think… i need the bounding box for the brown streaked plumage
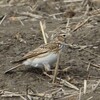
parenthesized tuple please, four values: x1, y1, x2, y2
(5, 33, 67, 74)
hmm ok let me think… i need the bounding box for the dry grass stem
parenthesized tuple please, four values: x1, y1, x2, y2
(18, 18, 24, 26)
(78, 88, 82, 100)
(87, 62, 91, 71)
(83, 80, 87, 94)
(18, 12, 42, 19)
(47, 67, 70, 72)
(72, 17, 90, 32)
(49, 12, 64, 17)
(0, 4, 12, 7)
(59, 78, 79, 90)
(0, 14, 6, 25)
(20, 96, 27, 100)
(64, 0, 82, 3)
(1, 91, 23, 97)
(66, 18, 71, 35)
(32, 1, 40, 12)
(86, 96, 93, 100)
(92, 80, 100, 92)
(83, 61, 100, 69)
(84, 4, 90, 16)
(62, 67, 70, 72)
(61, 93, 78, 100)
(52, 52, 60, 83)
(84, 49, 100, 58)
(40, 21, 47, 44)
(44, 72, 79, 90)
(89, 8, 100, 15)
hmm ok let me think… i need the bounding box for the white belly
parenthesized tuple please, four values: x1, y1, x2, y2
(23, 52, 57, 68)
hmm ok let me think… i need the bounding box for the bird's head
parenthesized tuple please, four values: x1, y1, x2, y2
(53, 33, 67, 43)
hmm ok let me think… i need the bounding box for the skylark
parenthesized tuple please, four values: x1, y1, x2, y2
(5, 33, 67, 73)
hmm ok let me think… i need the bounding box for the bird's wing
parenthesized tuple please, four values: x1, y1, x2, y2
(23, 42, 60, 59)
(23, 45, 49, 59)
(12, 42, 60, 63)
(12, 43, 58, 63)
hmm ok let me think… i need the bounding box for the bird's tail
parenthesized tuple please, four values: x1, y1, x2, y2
(4, 64, 23, 74)
(11, 58, 26, 64)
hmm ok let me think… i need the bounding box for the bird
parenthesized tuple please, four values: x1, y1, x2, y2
(4, 33, 67, 74)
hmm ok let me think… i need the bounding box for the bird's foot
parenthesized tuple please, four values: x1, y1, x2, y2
(43, 63, 51, 72)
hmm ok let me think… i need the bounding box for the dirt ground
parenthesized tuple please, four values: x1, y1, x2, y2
(0, 0, 100, 100)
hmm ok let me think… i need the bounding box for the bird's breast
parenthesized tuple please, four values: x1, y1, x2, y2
(23, 52, 58, 68)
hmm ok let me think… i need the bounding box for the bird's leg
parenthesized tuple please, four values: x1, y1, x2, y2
(42, 63, 51, 72)
(4, 64, 23, 74)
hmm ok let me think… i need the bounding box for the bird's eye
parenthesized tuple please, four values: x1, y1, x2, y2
(62, 34, 66, 37)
